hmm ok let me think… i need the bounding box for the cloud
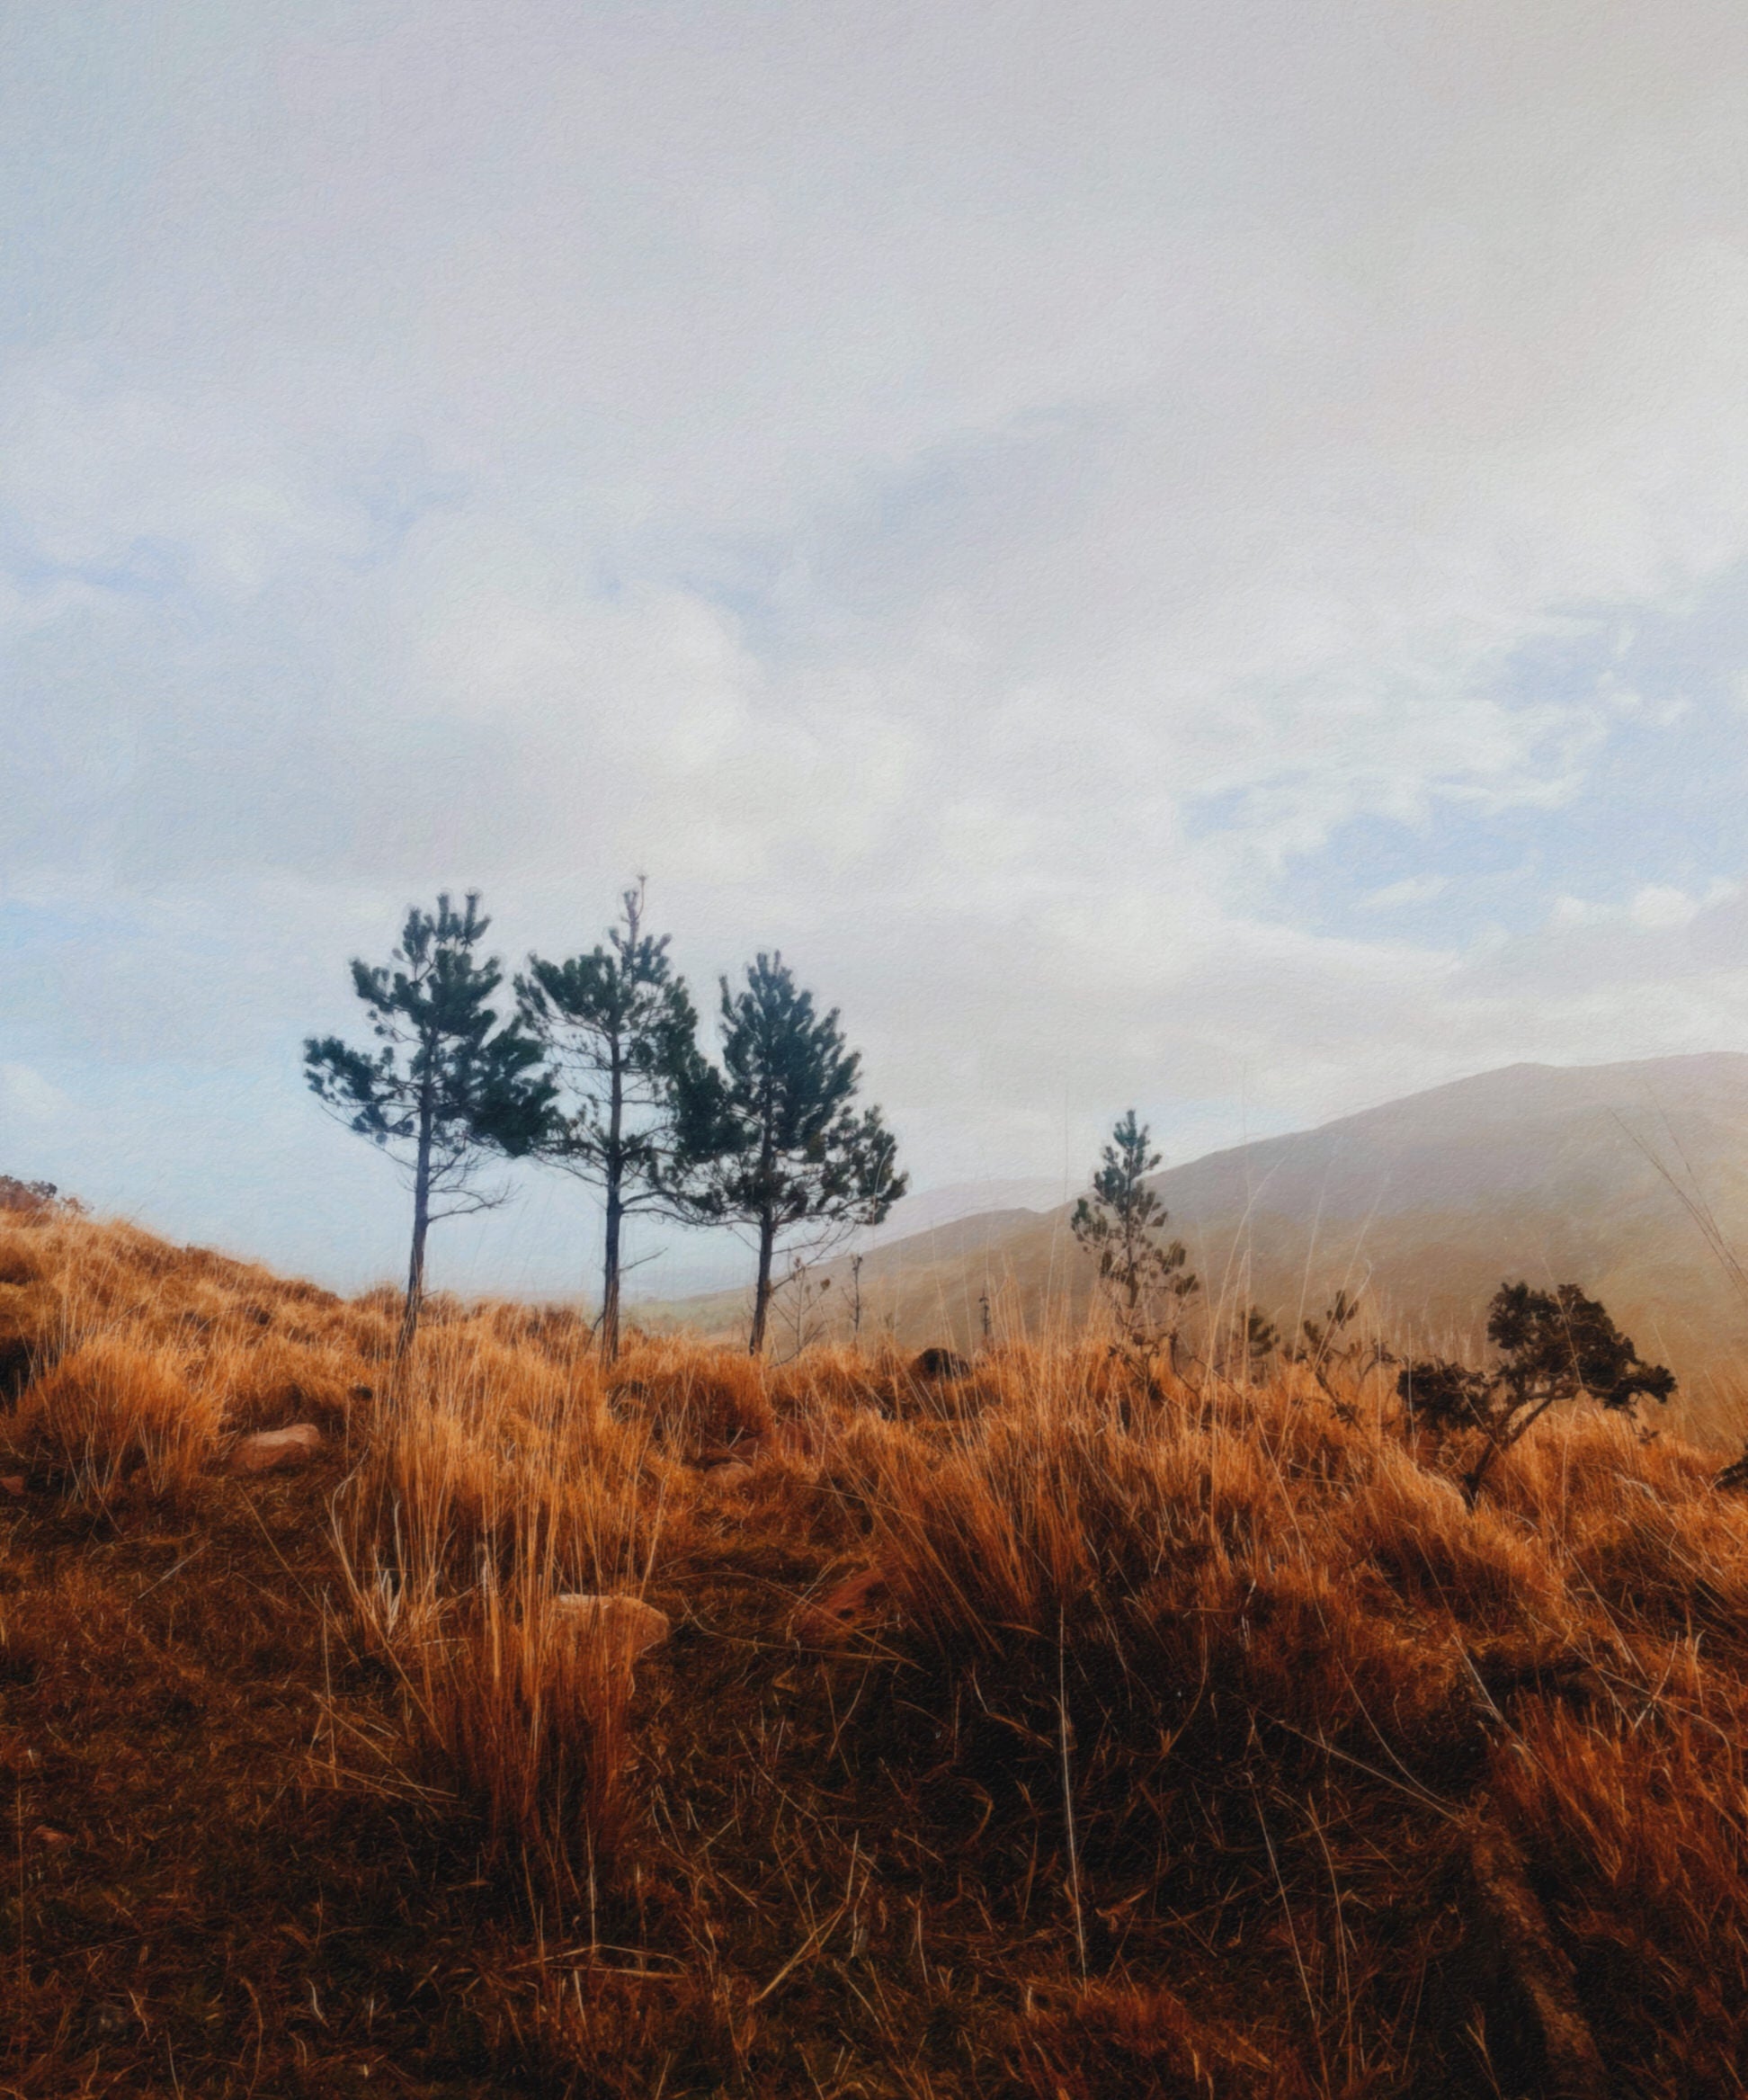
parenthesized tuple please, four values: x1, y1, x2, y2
(1551, 879, 1742, 933)
(3, 2, 1748, 1283)
(0, 1062, 69, 1127)
(1360, 877, 1449, 912)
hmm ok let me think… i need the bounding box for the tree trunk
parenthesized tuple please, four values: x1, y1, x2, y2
(397, 1086, 435, 1364)
(602, 1176, 623, 1363)
(1461, 1437, 1500, 1511)
(748, 1211, 777, 1356)
(601, 1037, 625, 1363)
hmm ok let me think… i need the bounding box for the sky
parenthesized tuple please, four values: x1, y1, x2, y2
(4, 0, 1748, 1299)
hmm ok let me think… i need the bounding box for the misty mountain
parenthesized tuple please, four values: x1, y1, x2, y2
(622, 1175, 1067, 1302)
(651, 1053, 1748, 1438)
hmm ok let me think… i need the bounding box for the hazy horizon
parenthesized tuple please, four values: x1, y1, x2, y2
(5, 4, 1748, 1294)
(12, 1047, 1744, 1304)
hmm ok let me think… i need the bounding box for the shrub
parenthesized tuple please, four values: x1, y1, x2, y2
(0, 1175, 70, 1216)
(1399, 1281, 1673, 1506)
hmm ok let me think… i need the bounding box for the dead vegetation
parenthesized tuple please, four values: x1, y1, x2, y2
(3, 1206, 1747, 2095)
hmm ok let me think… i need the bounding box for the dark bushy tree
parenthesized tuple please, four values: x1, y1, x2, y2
(1399, 1280, 1674, 1506)
(518, 882, 714, 1362)
(690, 952, 905, 1355)
(1071, 1111, 1199, 1362)
(305, 892, 553, 1360)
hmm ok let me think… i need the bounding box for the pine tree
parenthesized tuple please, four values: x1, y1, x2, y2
(518, 881, 714, 1362)
(690, 952, 905, 1355)
(1071, 1110, 1200, 1360)
(304, 892, 554, 1360)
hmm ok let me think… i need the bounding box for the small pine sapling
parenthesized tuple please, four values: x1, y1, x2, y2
(776, 1252, 834, 1361)
(1071, 1111, 1200, 1367)
(1243, 1305, 1279, 1370)
(1399, 1280, 1674, 1507)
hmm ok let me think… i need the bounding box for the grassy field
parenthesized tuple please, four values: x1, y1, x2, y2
(3, 1197, 1747, 2096)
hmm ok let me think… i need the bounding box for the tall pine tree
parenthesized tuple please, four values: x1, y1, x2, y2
(691, 953, 905, 1355)
(518, 882, 715, 1361)
(304, 892, 553, 1359)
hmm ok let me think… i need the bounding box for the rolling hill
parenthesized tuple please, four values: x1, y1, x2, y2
(651, 1052, 1748, 1437)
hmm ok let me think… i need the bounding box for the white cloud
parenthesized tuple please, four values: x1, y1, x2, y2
(1552, 880, 1741, 934)
(1632, 885, 1707, 931)
(4, 2, 1748, 1282)
(0, 1062, 70, 1127)
(1361, 876, 1449, 911)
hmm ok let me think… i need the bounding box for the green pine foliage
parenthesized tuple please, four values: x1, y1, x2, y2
(688, 952, 906, 1355)
(304, 892, 553, 1358)
(518, 883, 715, 1362)
(1241, 1305, 1279, 1366)
(1071, 1110, 1200, 1359)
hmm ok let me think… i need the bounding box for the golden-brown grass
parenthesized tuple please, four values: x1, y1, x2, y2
(4, 1206, 1747, 2095)
(0, 1205, 379, 1508)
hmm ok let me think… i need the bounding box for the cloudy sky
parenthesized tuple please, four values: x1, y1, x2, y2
(4, 0, 1748, 1297)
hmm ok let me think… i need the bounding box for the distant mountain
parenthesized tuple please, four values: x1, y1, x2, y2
(622, 1175, 1061, 1304)
(860, 1176, 1066, 1247)
(648, 1054, 1748, 1442)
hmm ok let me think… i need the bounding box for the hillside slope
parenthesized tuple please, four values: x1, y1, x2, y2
(3, 1198, 1747, 2095)
(655, 1055, 1748, 1436)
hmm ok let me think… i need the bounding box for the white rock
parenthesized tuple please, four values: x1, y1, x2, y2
(227, 1423, 323, 1475)
(551, 1593, 671, 1667)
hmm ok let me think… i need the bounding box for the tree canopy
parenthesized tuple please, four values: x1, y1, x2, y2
(518, 882, 715, 1359)
(1071, 1109, 1199, 1359)
(304, 891, 553, 1357)
(1399, 1280, 1674, 1506)
(688, 952, 906, 1354)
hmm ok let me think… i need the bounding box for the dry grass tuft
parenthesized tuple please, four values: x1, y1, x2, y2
(15, 1336, 223, 1507)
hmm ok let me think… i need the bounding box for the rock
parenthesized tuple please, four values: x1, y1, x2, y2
(704, 1459, 755, 1489)
(911, 1346, 971, 1381)
(0, 1474, 25, 1498)
(32, 1824, 71, 1848)
(227, 1423, 323, 1475)
(551, 1593, 671, 1667)
(793, 1567, 895, 1646)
